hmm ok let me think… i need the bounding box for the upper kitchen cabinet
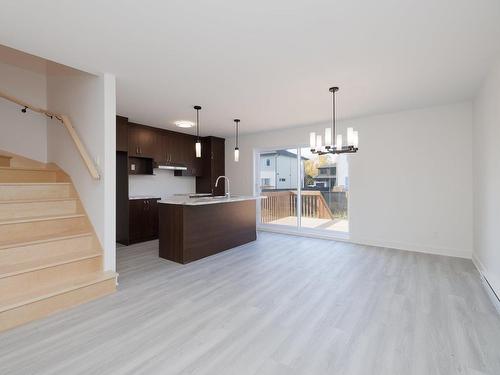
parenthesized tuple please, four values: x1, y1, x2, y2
(196, 136, 225, 195)
(158, 130, 184, 165)
(172, 133, 203, 177)
(116, 116, 129, 152)
(128, 123, 157, 158)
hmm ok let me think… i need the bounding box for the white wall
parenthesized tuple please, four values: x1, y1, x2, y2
(47, 68, 116, 271)
(472, 60, 500, 297)
(0, 61, 47, 162)
(129, 170, 195, 198)
(226, 102, 473, 258)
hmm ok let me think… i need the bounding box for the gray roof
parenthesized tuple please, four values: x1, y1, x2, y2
(317, 164, 336, 169)
(260, 150, 308, 160)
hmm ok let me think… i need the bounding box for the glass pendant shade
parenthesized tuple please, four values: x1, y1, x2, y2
(325, 128, 332, 146)
(195, 140, 201, 158)
(347, 127, 354, 146)
(336, 134, 342, 151)
(309, 132, 316, 149)
(316, 135, 323, 148)
(353, 131, 359, 148)
(234, 148, 239, 162)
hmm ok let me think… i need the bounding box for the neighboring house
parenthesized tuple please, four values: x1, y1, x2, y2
(260, 150, 307, 190)
(311, 155, 349, 191)
(313, 164, 337, 190)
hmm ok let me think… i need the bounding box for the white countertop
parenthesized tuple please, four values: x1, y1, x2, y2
(129, 195, 162, 200)
(159, 195, 263, 206)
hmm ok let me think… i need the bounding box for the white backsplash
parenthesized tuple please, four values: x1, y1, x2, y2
(128, 169, 196, 199)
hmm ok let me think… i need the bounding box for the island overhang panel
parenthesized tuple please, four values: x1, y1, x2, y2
(159, 199, 257, 264)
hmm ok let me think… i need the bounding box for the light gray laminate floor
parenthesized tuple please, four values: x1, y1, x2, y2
(1, 232, 500, 375)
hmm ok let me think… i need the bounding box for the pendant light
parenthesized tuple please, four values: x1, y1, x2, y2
(194, 105, 202, 158)
(234, 119, 240, 162)
(309, 87, 358, 155)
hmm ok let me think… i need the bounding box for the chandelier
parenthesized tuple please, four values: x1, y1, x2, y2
(309, 87, 359, 154)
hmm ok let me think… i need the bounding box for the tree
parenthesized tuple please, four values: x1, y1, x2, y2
(303, 154, 331, 186)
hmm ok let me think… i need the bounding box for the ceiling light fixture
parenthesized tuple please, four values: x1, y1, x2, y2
(174, 120, 195, 128)
(309, 87, 359, 155)
(234, 119, 240, 162)
(194, 105, 202, 158)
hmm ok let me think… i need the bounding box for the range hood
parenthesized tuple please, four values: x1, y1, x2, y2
(155, 162, 187, 171)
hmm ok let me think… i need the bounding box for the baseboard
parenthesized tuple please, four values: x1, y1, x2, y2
(349, 236, 471, 259)
(257, 226, 471, 259)
(472, 253, 500, 313)
(257, 225, 349, 242)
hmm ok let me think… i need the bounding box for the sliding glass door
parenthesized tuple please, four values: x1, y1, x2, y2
(257, 147, 349, 235)
(258, 149, 298, 228)
(299, 148, 349, 233)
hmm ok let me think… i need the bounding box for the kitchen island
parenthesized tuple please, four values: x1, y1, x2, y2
(158, 196, 259, 264)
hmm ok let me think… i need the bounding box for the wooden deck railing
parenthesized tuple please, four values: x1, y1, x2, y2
(0, 91, 100, 180)
(260, 190, 334, 223)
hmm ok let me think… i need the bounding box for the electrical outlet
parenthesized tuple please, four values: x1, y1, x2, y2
(131, 164, 136, 171)
(94, 156, 100, 166)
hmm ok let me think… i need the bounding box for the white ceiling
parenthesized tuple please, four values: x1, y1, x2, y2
(0, 0, 500, 137)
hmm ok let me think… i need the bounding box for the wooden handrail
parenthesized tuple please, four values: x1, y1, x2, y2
(0, 91, 100, 180)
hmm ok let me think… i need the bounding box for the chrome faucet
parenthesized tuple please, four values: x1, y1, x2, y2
(215, 176, 230, 198)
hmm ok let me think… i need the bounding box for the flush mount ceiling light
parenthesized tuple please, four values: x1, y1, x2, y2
(174, 120, 195, 128)
(309, 87, 359, 155)
(234, 119, 240, 162)
(194, 105, 202, 158)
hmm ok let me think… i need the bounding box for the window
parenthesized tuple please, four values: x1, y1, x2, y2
(257, 148, 349, 234)
(266, 159, 271, 166)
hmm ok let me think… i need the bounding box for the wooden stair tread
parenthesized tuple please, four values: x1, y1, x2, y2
(0, 230, 93, 249)
(0, 249, 102, 279)
(0, 213, 85, 225)
(0, 232, 93, 250)
(0, 166, 59, 172)
(0, 197, 78, 204)
(0, 271, 117, 313)
(0, 182, 71, 186)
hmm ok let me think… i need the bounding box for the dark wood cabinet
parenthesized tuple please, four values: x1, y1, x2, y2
(173, 133, 203, 177)
(116, 116, 129, 152)
(129, 198, 160, 244)
(196, 136, 225, 195)
(159, 200, 256, 264)
(116, 151, 129, 244)
(116, 115, 225, 246)
(128, 124, 157, 158)
(128, 156, 153, 175)
(157, 130, 184, 164)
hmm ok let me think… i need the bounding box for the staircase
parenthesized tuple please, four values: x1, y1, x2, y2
(0, 151, 117, 332)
